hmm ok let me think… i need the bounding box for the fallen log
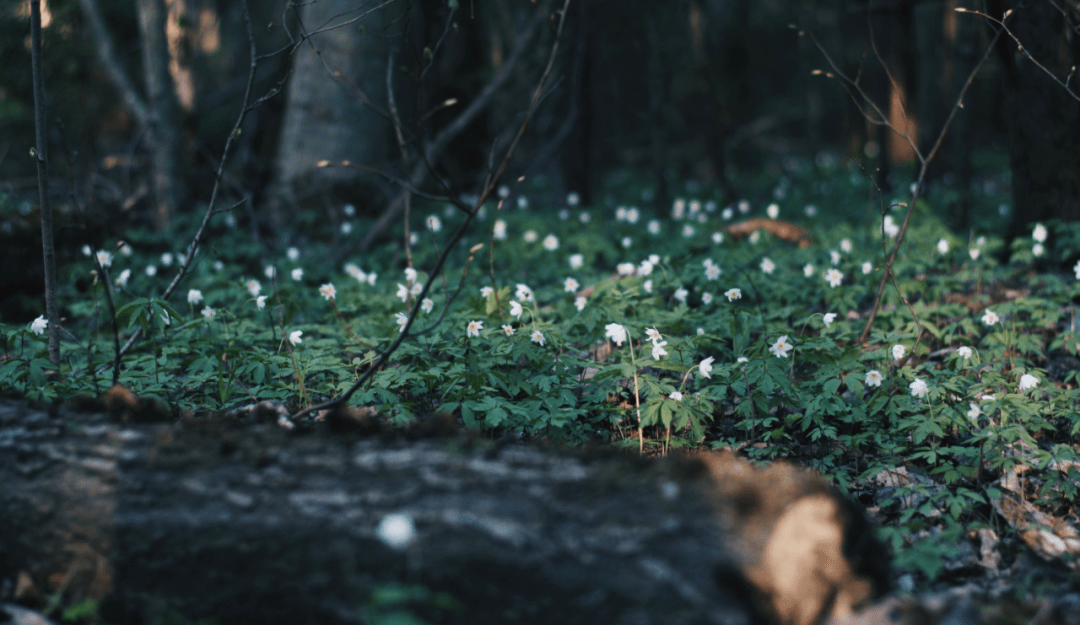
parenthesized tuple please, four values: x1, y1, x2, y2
(0, 397, 890, 625)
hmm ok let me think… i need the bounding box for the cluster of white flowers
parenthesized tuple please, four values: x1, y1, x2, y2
(703, 258, 721, 281)
(614, 206, 641, 223)
(646, 327, 668, 360)
(344, 263, 377, 286)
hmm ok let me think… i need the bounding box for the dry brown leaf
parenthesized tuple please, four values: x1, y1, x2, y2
(991, 488, 1080, 567)
(725, 218, 811, 247)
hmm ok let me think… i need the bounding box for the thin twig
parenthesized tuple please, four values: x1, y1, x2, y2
(292, 0, 574, 420)
(804, 12, 1005, 347)
(114, 0, 269, 360)
(957, 6, 1080, 104)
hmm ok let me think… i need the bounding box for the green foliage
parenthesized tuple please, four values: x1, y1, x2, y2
(3, 164, 1078, 591)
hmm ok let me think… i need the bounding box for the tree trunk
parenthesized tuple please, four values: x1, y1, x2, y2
(947, 0, 978, 231)
(136, 0, 183, 231)
(0, 398, 890, 625)
(914, 0, 946, 184)
(1000, 0, 1080, 236)
(269, 0, 393, 224)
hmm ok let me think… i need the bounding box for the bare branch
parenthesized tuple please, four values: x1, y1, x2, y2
(292, 0, 574, 421)
(956, 5, 1080, 104)
(356, 9, 548, 251)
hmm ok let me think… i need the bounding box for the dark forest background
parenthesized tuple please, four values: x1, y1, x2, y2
(1, 0, 1079, 282)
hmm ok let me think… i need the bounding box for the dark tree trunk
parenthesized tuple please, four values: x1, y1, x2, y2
(999, 0, 1080, 237)
(948, 0, 979, 231)
(914, 0, 947, 184)
(136, 0, 183, 230)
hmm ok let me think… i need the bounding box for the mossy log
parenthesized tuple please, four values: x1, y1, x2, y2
(0, 398, 889, 625)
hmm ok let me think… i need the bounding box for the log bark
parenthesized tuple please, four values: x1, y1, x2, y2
(0, 398, 890, 625)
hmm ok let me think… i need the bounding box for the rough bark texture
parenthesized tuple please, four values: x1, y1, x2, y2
(0, 398, 890, 625)
(136, 0, 182, 231)
(270, 0, 391, 222)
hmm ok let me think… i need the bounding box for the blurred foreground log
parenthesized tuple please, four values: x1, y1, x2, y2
(0, 398, 890, 625)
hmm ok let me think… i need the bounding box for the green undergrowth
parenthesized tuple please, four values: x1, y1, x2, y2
(3, 162, 1079, 588)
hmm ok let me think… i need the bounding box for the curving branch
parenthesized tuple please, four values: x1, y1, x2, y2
(292, 0, 574, 421)
(802, 10, 1005, 349)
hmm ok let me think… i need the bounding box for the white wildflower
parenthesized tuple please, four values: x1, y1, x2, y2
(769, 335, 793, 358)
(605, 323, 628, 346)
(825, 268, 843, 288)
